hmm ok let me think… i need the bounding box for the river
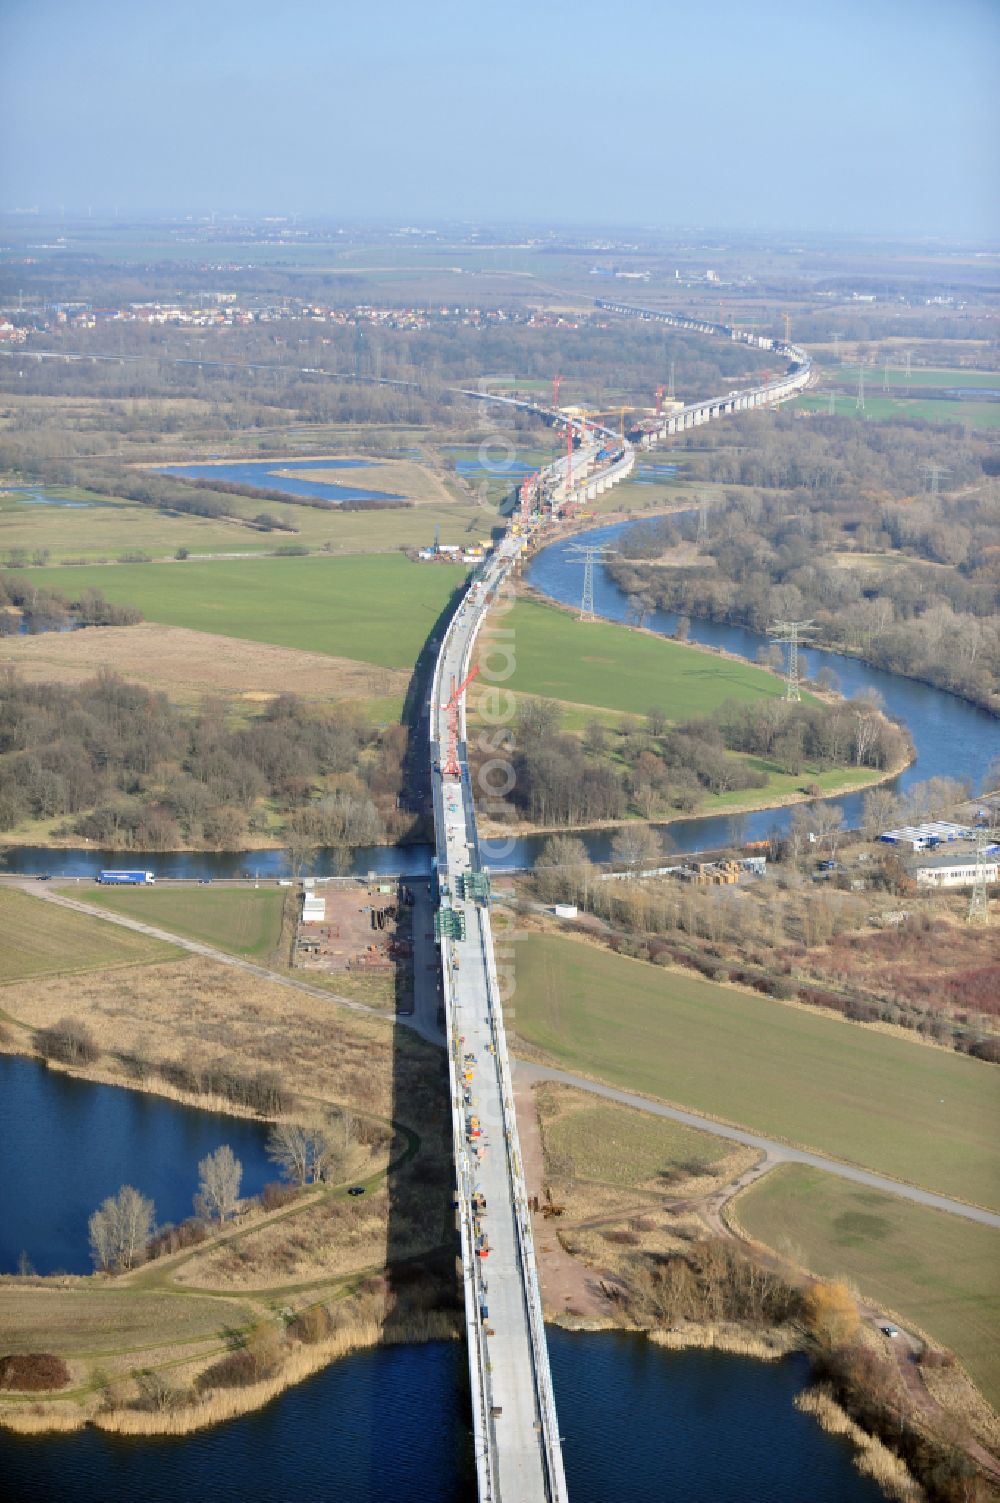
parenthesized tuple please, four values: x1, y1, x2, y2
(4, 519, 996, 880)
(0, 1337, 888, 1500)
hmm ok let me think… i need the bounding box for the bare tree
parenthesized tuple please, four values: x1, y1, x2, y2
(283, 812, 320, 879)
(89, 1185, 155, 1271)
(534, 833, 593, 905)
(268, 1121, 348, 1186)
(195, 1145, 242, 1225)
(862, 786, 900, 840)
(516, 697, 562, 745)
(785, 805, 815, 867)
(307, 1127, 346, 1185)
(267, 1123, 310, 1186)
(812, 802, 845, 860)
(610, 824, 663, 877)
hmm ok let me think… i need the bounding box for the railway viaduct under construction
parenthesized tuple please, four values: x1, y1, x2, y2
(429, 301, 813, 1502)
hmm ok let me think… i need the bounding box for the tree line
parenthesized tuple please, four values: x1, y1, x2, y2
(491, 694, 908, 830)
(0, 573, 142, 633)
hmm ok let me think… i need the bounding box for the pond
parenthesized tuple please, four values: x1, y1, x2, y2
(0, 1056, 273, 1276)
(0, 487, 103, 509)
(152, 458, 403, 505)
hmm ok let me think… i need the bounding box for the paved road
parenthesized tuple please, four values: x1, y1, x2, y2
(30, 883, 998, 1232)
(515, 1061, 1000, 1230)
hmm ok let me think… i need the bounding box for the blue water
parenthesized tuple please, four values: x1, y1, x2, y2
(0, 1328, 882, 1503)
(525, 518, 999, 855)
(153, 458, 403, 505)
(551, 1332, 884, 1503)
(0, 1055, 273, 1275)
(2, 515, 995, 877)
(634, 460, 680, 484)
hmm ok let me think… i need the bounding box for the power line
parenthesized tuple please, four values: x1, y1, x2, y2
(967, 825, 997, 925)
(567, 542, 615, 622)
(767, 618, 815, 701)
(922, 461, 949, 497)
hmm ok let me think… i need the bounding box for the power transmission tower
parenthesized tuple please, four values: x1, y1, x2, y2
(768, 619, 815, 701)
(568, 543, 615, 622)
(882, 357, 891, 393)
(855, 364, 866, 413)
(967, 825, 996, 925)
(904, 349, 912, 383)
(827, 391, 836, 416)
(922, 461, 949, 496)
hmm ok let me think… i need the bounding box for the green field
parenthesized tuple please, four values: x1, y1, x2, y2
(0, 888, 179, 983)
(494, 599, 790, 720)
(0, 484, 487, 565)
(87, 886, 285, 960)
(21, 555, 465, 670)
(796, 392, 1000, 429)
(512, 934, 1000, 1211)
(736, 1164, 1000, 1407)
(830, 365, 1000, 390)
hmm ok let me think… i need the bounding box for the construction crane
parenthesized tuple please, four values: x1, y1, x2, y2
(655, 383, 666, 416)
(552, 374, 563, 409)
(782, 312, 792, 345)
(440, 666, 481, 779)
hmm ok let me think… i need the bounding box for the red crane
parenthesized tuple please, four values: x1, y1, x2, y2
(552, 374, 562, 408)
(440, 666, 481, 779)
(655, 383, 666, 416)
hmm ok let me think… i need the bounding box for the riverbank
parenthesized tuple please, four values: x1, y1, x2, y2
(520, 1077, 999, 1501)
(476, 745, 911, 843)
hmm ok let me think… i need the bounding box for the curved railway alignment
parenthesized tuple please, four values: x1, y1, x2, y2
(430, 302, 810, 1500)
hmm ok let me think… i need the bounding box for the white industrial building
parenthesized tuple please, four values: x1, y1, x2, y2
(301, 893, 326, 923)
(911, 854, 999, 889)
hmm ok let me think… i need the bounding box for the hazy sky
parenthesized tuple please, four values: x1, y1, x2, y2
(2, 0, 997, 237)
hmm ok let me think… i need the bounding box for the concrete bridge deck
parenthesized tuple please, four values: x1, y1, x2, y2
(429, 314, 812, 1502)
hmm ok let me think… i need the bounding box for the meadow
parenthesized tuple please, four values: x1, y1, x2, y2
(735, 1164, 1000, 1407)
(795, 391, 1000, 429)
(512, 933, 1000, 1211)
(491, 598, 790, 720)
(0, 624, 407, 718)
(0, 889, 179, 983)
(87, 887, 285, 961)
(0, 483, 486, 564)
(828, 365, 1000, 390)
(21, 555, 466, 671)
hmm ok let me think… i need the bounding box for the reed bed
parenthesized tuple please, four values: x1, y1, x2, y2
(0, 1405, 88, 1434)
(93, 1312, 460, 1437)
(795, 1386, 926, 1502)
(649, 1324, 797, 1361)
